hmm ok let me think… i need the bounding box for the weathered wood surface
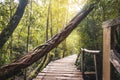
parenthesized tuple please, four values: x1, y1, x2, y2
(102, 27, 111, 80)
(102, 16, 120, 28)
(33, 54, 83, 80)
(81, 48, 100, 54)
(111, 50, 120, 73)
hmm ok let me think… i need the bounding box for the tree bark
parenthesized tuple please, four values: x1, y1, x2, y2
(0, 0, 28, 49)
(0, 4, 94, 80)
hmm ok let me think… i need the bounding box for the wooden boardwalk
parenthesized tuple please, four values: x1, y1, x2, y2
(33, 54, 83, 80)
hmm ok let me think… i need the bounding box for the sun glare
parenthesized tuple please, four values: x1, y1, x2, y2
(0, 0, 19, 4)
(0, 0, 5, 4)
(14, 0, 19, 4)
(34, 0, 42, 5)
(68, 0, 87, 13)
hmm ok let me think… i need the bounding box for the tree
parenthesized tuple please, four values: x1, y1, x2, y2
(0, 0, 28, 49)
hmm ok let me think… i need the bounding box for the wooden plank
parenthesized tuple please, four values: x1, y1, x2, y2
(42, 69, 79, 72)
(102, 27, 111, 80)
(38, 73, 82, 77)
(84, 72, 96, 75)
(38, 72, 82, 76)
(102, 16, 120, 28)
(41, 71, 81, 74)
(35, 76, 83, 80)
(33, 54, 83, 80)
(46, 66, 77, 68)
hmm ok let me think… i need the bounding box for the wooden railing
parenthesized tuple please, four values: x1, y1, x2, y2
(102, 16, 120, 80)
(76, 48, 100, 80)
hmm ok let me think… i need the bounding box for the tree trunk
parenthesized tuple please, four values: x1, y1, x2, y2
(0, 4, 94, 80)
(28, 55, 48, 80)
(46, 0, 51, 41)
(9, 0, 13, 56)
(62, 39, 67, 58)
(50, 6, 53, 38)
(0, 0, 28, 49)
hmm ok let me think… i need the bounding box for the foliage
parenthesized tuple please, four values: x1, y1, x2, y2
(76, 0, 120, 80)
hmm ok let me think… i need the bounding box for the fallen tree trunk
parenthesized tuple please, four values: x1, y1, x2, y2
(0, 4, 94, 80)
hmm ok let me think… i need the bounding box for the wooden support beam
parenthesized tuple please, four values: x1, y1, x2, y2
(75, 52, 81, 65)
(102, 16, 120, 28)
(94, 54, 98, 80)
(102, 27, 111, 80)
(81, 49, 85, 77)
(102, 16, 120, 80)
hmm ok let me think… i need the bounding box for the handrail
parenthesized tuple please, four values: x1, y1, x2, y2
(75, 48, 100, 64)
(76, 48, 100, 80)
(81, 48, 100, 54)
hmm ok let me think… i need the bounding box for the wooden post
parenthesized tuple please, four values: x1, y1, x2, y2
(94, 54, 98, 80)
(81, 48, 85, 78)
(102, 27, 111, 80)
(75, 52, 81, 65)
(102, 16, 120, 80)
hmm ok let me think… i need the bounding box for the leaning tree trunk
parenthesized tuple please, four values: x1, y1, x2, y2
(0, 0, 28, 49)
(0, 4, 94, 80)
